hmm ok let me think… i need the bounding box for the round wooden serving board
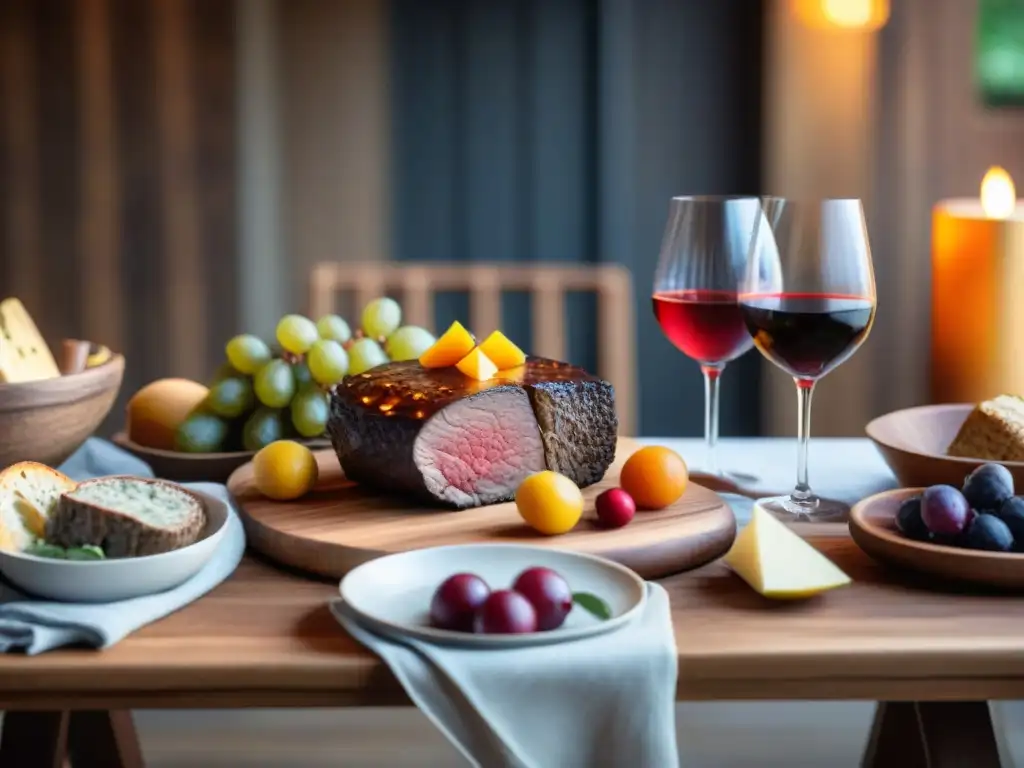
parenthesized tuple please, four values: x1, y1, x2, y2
(228, 437, 737, 580)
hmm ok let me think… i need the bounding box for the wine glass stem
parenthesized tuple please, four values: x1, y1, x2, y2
(793, 378, 816, 504)
(701, 364, 724, 477)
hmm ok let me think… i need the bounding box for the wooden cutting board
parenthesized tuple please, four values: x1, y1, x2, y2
(228, 437, 737, 580)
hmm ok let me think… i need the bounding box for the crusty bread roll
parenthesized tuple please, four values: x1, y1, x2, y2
(0, 462, 77, 552)
(948, 395, 1024, 462)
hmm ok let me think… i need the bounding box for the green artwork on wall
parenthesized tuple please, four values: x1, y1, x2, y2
(977, 0, 1024, 106)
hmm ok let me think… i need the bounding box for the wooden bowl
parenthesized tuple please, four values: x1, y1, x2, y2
(865, 403, 1024, 489)
(0, 355, 124, 469)
(849, 488, 1024, 590)
(112, 433, 332, 484)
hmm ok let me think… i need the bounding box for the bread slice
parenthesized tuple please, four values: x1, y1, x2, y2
(0, 462, 77, 552)
(48, 476, 206, 558)
(948, 395, 1024, 461)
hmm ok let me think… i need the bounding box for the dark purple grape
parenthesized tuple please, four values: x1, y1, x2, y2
(512, 567, 573, 631)
(920, 485, 970, 535)
(429, 573, 490, 632)
(993, 496, 1024, 545)
(962, 464, 1014, 511)
(895, 497, 928, 540)
(473, 590, 538, 634)
(963, 513, 1014, 552)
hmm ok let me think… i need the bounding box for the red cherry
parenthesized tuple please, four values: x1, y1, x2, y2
(473, 590, 538, 634)
(595, 488, 636, 529)
(512, 567, 573, 630)
(429, 573, 490, 632)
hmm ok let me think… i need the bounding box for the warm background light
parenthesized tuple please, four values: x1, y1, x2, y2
(791, 0, 890, 31)
(981, 166, 1016, 219)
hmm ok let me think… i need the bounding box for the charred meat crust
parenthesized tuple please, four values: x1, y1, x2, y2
(528, 379, 618, 488)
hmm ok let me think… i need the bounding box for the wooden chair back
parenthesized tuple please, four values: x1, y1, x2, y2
(309, 262, 637, 435)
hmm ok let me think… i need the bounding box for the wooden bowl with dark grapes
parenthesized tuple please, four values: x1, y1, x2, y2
(850, 487, 1024, 590)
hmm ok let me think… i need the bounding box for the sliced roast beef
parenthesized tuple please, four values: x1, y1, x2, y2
(327, 357, 617, 509)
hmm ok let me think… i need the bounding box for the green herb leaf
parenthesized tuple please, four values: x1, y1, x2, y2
(66, 545, 105, 561)
(572, 592, 612, 621)
(24, 543, 68, 560)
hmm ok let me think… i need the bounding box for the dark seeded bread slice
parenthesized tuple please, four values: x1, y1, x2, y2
(47, 476, 206, 558)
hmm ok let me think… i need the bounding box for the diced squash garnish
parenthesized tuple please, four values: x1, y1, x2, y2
(419, 321, 476, 368)
(723, 506, 851, 599)
(456, 347, 498, 381)
(477, 330, 526, 370)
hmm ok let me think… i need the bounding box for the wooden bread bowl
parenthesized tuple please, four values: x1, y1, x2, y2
(0, 352, 124, 469)
(866, 404, 1024, 489)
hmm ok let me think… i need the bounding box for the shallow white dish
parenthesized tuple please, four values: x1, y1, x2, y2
(336, 543, 647, 649)
(0, 488, 230, 603)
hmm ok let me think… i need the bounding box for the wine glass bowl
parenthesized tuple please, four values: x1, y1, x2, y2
(741, 294, 875, 381)
(652, 196, 763, 481)
(651, 290, 753, 366)
(741, 199, 877, 522)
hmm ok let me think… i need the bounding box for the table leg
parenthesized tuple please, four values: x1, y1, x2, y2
(863, 702, 927, 768)
(863, 701, 1001, 768)
(914, 702, 1001, 768)
(67, 711, 144, 768)
(0, 710, 70, 768)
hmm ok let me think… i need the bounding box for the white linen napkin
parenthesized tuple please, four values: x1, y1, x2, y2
(334, 581, 679, 768)
(0, 439, 246, 654)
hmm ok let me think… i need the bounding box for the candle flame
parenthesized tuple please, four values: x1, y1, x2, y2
(822, 0, 871, 26)
(791, 0, 890, 30)
(981, 166, 1016, 219)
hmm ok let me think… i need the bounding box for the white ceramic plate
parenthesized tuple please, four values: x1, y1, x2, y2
(335, 543, 647, 648)
(0, 488, 230, 603)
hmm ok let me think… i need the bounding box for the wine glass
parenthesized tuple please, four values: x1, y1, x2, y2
(740, 198, 877, 522)
(653, 196, 763, 482)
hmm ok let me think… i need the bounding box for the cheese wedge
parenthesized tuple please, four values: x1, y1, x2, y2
(724, 505, 851, 599)
(0, 298, 60, 383)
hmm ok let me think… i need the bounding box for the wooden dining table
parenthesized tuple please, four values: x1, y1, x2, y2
(0, 527, 1014, 768)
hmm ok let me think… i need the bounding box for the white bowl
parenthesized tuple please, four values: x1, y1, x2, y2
(336, 543, 647, 649)
(0, 488, 230, 602)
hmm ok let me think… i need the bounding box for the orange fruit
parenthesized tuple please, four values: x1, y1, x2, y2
(619, 446, 688, 510)
(253, 440, 319, 501)
(126, 378, 209, 450)
(515, 471, 584, 535)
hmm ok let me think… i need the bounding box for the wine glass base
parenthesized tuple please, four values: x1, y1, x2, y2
(688, 469, 761, 498)
(718, 469, 759, 484)
(688, 468, 759, 484)
(755, 495, 849, 524)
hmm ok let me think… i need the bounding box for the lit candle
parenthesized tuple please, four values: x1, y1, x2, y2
(790, 0, 890, 30)
(931, 167, 1024, 403)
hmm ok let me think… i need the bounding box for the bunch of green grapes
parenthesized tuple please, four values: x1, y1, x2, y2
(175, 300, 437, 454)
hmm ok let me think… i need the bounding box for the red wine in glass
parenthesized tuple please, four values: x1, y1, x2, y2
(740, 293, 875, 381)
(653, 195, 764, 483)
(741, 197, 877, 523)
(652, 289, 755, 365)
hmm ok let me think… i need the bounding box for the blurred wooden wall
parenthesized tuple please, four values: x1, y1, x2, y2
(0, 0, 238, 431)
(874, 0, 1024, 411)
(761, 0, 879, 437)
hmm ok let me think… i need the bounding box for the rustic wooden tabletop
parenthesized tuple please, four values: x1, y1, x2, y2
(2, 532, 1022, 710)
